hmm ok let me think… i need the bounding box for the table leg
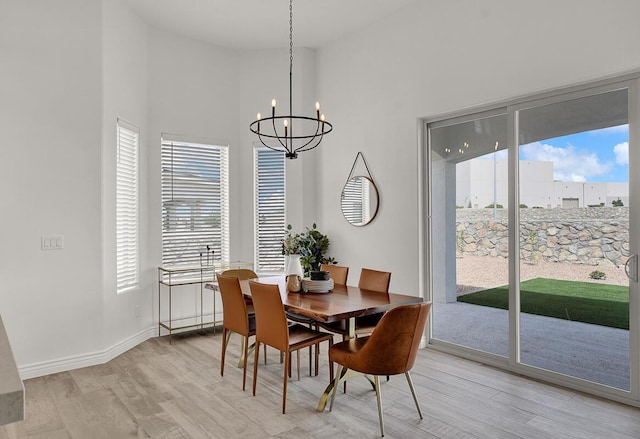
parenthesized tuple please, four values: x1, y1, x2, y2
(237, 339, 257, 368)
(316, 316, 377, 412)
(347, 317, 355, 340)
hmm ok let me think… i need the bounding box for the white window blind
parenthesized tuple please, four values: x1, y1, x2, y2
(116, 119, 139, 293)
(341, 177, 366, 224)
(161, 137, 229, 266)
(255, 147, 285, 273)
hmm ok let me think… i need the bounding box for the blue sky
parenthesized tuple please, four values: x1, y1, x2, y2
(520, 125, 629, 183)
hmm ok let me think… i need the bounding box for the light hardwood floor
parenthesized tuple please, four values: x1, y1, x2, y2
(2, 328, 640, 438)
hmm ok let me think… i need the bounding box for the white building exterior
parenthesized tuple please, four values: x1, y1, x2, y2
(456, 159, 629, 209)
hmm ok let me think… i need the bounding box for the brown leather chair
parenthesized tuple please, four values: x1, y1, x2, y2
(286, 263, 349, 371)
(352, 268, 391, 334)
(318, 268, 391, 337)
(329, 302, 431, 437)
(219, 268, 257, 280)
(320, 263, 349, 285)
(218, 268, 268, 362)
(219, 268, 258, 310)
(358, 268, 391, 292)
(249, 281, 335, 414)
(217, 275, 256, 391)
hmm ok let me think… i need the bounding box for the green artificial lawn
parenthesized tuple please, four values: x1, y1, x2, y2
(457, 278, 629, 330)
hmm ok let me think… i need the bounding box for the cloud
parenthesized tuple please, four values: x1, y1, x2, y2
(589, 124, 629, 135)
(520, 142, 612, 182)
(614, 141, 628, 165)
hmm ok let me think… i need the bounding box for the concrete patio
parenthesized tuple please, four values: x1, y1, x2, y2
(432, 300, 630, 390)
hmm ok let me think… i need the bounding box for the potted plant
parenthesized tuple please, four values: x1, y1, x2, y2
(282, 224, 301, 256)
(298, 223, 335, 274)
(282, 224, 335, 276)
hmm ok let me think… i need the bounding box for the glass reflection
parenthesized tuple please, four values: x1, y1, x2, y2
(341, 176, 379, 226)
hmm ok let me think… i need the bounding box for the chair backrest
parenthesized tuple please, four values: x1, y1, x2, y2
(358, 268, 391, 293)
(320, 264, 349, 285)
(355, 302, 431, 376)
(249, 281, 290, 352)
(217, 275, 250, 335)
(219, 269, 258, 280)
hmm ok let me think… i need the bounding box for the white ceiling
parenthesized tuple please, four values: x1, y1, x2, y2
(123, 0, 417, 50)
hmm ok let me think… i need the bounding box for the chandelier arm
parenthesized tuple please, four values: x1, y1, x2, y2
(271, 115, 291, 153)
(293, 119, 322, 153)
(257, 135, 285, 153)
(250, 116, 331, 139)
(295, 133, 324, 153)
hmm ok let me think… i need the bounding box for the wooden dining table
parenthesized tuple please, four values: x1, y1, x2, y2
(207, 275, 424, 411)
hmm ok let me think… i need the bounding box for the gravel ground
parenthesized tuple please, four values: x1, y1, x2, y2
(456, 255, 629, 295)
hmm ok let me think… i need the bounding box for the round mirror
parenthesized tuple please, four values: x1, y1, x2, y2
(341, 176, 379, 226)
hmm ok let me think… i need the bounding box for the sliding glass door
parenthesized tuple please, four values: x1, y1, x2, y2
(516, 86, 633, 391)
(429, 110, 509, 357)
(425, 77, 639, 402)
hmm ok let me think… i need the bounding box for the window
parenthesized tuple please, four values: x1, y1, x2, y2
(116, 119, 139, 293)
(255, 146, 285, 273)
(161, 136, 229, 266)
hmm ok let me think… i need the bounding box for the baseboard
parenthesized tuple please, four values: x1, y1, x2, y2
(18, 326, 157, 380)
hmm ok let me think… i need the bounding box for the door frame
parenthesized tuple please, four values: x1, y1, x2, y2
(420, 72, 640, 407)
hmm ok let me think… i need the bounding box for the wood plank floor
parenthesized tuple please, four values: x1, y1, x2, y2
(2, 328, 640, 438)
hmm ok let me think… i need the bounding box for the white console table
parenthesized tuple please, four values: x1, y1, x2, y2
(0, 315, 24, 426)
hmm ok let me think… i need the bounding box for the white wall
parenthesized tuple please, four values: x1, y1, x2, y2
(315, 0, 640, 293)
(0, 0, 104, 371)
(102, 0, 152, 349)
(583, 182, 608, 206)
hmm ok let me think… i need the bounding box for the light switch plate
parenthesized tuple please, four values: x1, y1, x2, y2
(41, 235, 64, 250)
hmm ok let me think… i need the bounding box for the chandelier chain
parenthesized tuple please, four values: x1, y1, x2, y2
(289, 0, 293, 74)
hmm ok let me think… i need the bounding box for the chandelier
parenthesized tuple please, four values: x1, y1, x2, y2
(249, 0, 333, 159)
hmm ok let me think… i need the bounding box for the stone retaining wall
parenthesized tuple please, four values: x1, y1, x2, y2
(456, 207, 629, 267)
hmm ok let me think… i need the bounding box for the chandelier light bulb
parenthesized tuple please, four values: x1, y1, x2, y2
(271, 99, 277, 108)
(320, 114, 325, 122)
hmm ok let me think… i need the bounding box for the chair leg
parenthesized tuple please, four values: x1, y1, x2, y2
(374, 375, 384, 437)
(282, 351, 289, 414)
(297, 350, 301, 380)
(342, 334, 348, 393)
(329, 364, 343, 412)
(252, 342, 261, 396)
(318, 339, 333, 379)
(242, 335, 249, 391)
(405, 371, 423, 419)
(308, 322, 313, 376)
(328, 339, 334, 382)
